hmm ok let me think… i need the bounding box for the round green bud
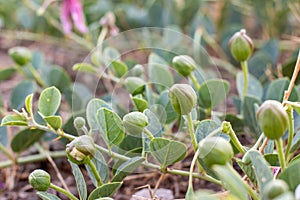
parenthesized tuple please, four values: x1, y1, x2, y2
(172, 55, 196, 77)
(198, 137, 233, 167)
(169, 84, 197, 115)
(123, 112, 148, 135)
(257, 100, 288, 140)
(28, 169, 51, 191)
(8, 46, 32, 66)
(263, 179, 289, 199)
(229, 29, 253, 62)
(73, 117, 86, 129)
(66, 135, 95, 165)
(124, 77, 146, 96)
(131, 64, 144, 77)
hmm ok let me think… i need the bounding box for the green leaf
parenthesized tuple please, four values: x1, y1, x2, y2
(0, 119, 8, 148)
(247, 150, 273, 192)
(279, 159, 300, 191)
(69, 161, 87, 200)
(243, 95, 261, 137)
(148, 53, 173, 91)
(103, 47, 120, 66)
(46, 67, 71, 91)
(88, 182, 122, 200)
(150, 138, 187, 167)
(25, 93, 34, 116)
(96, 108, 125, 146)
(44, 116, 62, 130)
(266, 78, 299, 102)
(212, 165, 248, 200)
(198, 79, 230, 109)
(195, 119, 229, 143)
(73, 63, 97, 74)
(38, 87, 61, 116)
(264, 154, 279, 166)
(111, 60, 128, 78)
(1, 115, 28, 126)
(236, 159, 256, 183)
(158, 90, 177, 124)
(236, 72, 263, 99)
(37, 192, 62, 200)
(86, 99, 111, 131)
(85, 150, 109, 185)
(132, 96, 148, 112)
(0, 67, 17, 82)
(11, 128, 45, 152)
(290, 131, 300, 153)
(111, 157, 144, 182)
(10, 80, 35, 110)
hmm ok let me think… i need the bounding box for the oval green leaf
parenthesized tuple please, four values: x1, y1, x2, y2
(37, 192, 62, 200)
(96, 108, 125, 146)
(86, 99, 111, 131)
(46, 67, 71, 91)
(69, 161, 87, 200)
(266, 78, 299, 102)
(236, 72, 263, 99)
(11, 128, 45, 152)
(88, 182, 122, 200)
(1, 115, 28, 126)
(149, 138, 187, 167)
(73, 63, 97, 74)
(279, 159, 300, 191)
(0, 67, 17, 82)
(44, 116, 62, 130)
(111, 60, 128, 78)
(38, 87, 61, 116)
(10, 80, 35, 110)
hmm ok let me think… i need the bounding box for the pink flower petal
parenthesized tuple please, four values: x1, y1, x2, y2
(69, 0, 87, 33)
(60, 0, 72, 34)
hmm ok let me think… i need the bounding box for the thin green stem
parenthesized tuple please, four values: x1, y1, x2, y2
(29, 123, 222, 184)
(0, 151, 66, 169)
(222, 121, 246, 154)
(186, 113, 197, 150)
(143, 128, 154, 141)
(189, 73, 201, 91)
(0, 142, 14, 161)
(253, 133, 265, 150)
(50, 183, 78, 200)
(27, 64, 46, 88)
(87, 159, 103, 187)
(241, 61, 248, 97)
(188, 146, 201, 190)
(276, 138, 286, 170)
(285, 105, 294, 161)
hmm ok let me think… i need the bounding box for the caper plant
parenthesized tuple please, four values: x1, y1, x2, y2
(2, 28, 300, 200)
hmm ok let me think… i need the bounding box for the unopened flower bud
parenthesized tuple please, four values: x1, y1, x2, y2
(74, 117, 86, 129)
(66, 135, 95, 165)
(198, 137, 233, 167)
(8, 46, 32, 66)
(29, 169, 51, 191)
(124, 77, 146, 95)
(131, 64, 144, 77)
(172, 55, 196, 77)
(229, 29, 253, 62)
(257, 100, 288, 140)
(263, 180, 289, 199)
(169, 84, 197, 115)
(123, 112, 148, 135)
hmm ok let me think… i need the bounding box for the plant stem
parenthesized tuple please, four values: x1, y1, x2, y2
(189, 73, 201, 91)
(241, 61, 248, 97)
(222, 121, 246, 154)
(0, 151, 66, 168)
(285, 105, 294, 161)
(276, 138, 286, 170)
(188, 146, 201, 191)
(87, 159, 103, 187)
(0, 142, 14, 161)
(30, 123, 222, 184)
(50, 183, 78, 200)
(187, 113, 198, 150)
(27, 64, 46, 88)
(143, 128, 154, 141)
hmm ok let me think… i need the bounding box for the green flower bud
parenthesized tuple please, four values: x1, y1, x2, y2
(8, 46, 32, 66)
(29, 169, 51, 191)
(123, 112, 148, 135)
(66, 135, 95, 165)
(169, 84, 197, 115)
(124, 77, 146, 96)
(172, 55, 196, 77)
(73, 117, 86, 129)
(257, 100, 288, 140)
(131, 64, 144, 77)
(263, 180, 289, 199)
(229, 29, 253, 62)
(198, 137, 233, 167)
